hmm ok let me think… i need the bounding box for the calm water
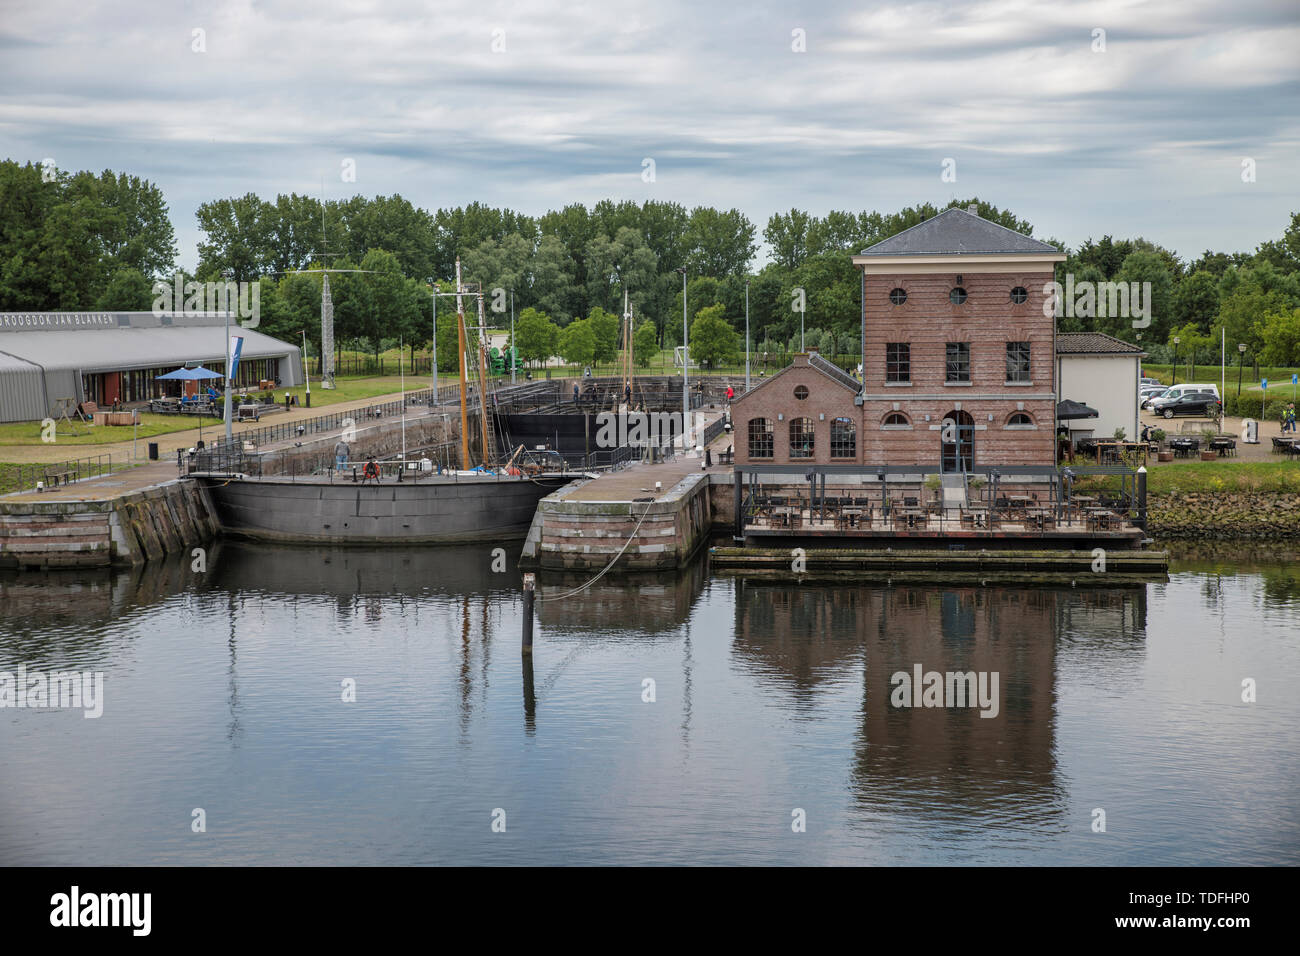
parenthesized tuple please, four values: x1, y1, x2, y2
(2, 541, 1297, 866)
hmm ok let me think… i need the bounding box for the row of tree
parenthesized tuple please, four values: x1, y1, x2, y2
(2, 157, 1297, 368)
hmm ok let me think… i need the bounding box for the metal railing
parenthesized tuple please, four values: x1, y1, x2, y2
(187, 387, 444, 459)
(0, 454, 114, 495)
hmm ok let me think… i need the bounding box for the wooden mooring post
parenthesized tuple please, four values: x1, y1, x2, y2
(521, 572, 535, 655)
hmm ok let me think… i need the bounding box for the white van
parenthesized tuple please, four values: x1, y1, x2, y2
(1162, 383, 1220, 402)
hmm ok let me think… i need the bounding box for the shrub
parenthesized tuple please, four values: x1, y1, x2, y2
(1223, 392, 1289, 420)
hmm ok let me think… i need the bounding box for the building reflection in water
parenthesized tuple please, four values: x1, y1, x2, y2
(732, 580, 1149, 830)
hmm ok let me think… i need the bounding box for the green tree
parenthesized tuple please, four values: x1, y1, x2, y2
(559, 318, 596, 367)
(633, 322, 658, 367)
(764, 209, 815, 269)
(1173, 270, 1220, 332)
(689, 304, 740, 368)
(95, 267, 153, 310)
(195, 192, 273, 282)
(1111, 250, 1175, 342)
(514, 307, 558, 367)
(685, 206, 757, 277)
(586, 306, 619, 364)
(1256, 308, 1300, 367)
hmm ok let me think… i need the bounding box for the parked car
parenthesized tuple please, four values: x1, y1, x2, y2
(1162, 383, 1221, 402)
(1151, 390, 1222, 419)
(1140, 387, 1170, 409)
(1139, 377, 1162, 388)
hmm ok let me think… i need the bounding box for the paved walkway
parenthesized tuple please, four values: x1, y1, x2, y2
(563, 408, 733, 502)
(1140, 410, 1298, 463)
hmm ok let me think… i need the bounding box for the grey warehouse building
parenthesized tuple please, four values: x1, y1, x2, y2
(0, 311, 303, 423)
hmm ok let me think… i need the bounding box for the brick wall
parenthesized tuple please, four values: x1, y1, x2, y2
(733, 357, 862, 465)
(733, 268, 1059, 469)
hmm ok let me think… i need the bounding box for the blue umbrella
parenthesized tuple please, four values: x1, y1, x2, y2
(156, 366, 223, 380)
(156, 366, 223, 445)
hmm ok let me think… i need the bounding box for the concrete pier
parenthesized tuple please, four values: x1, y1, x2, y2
(521, 456, 723, 571)
(0, 477, 219, 569)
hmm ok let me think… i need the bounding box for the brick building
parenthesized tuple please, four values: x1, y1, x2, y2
(734, 206, 1066, 472)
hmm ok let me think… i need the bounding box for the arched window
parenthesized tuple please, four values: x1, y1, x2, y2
(881, 412, 911, 428)
(789, 418, 814, 458)
(748, 418, 774, 458)
(889, 288, 908, 305)
(831, 417, 856, 458)
(1007, 412, 1034, 427)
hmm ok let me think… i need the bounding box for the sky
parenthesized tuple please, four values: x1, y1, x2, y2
(1, 0, 1297, 272)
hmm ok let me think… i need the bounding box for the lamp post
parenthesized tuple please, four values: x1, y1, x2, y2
(744, 277, 750, 391)
(1237, 343, 1247, 398)
(510, 289, 516, 385)
(431, 286, 438, 405)
(676, 267, 688, 445)
(1171, 336, 1180, 388)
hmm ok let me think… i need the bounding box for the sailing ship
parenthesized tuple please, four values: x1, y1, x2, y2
(199, 259, 577, 544)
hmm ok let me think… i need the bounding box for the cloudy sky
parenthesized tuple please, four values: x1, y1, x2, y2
(1, 0, 1297, 270)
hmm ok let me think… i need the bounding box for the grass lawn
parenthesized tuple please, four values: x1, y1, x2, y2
(0, 375, 432, 446)
(278, 375, 431, 407)
(1142, 363, 1299, 391)
(1071, 459, 1296, 496)
(0, 413, 225, 447)
(1144, 460, 1299, 494)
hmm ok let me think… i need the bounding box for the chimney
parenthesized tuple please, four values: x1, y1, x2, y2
(967, 204, 978, 216)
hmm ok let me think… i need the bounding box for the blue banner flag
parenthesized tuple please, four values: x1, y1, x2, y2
(228, 334, 245, 383)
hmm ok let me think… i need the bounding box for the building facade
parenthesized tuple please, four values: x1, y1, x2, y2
(1055, 332, 1145, 442)
(0, 311, 303, 422)
(734, 206, 1066, 471)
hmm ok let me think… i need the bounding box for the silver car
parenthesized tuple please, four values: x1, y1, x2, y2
(1140, 386, 1170, 409)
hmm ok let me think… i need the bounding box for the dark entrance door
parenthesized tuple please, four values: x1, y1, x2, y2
(941, 410, 975, 473)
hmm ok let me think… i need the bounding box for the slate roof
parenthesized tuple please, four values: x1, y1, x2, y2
(858, 207, 1060, 256)
(1055, 332, 1146, 355)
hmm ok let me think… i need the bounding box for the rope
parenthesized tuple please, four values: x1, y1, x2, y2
(535, 496, 657, 602)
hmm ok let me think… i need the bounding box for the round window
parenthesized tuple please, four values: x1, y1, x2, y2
(794, 385, 809, 400)
(889, 288, 907, 305)
(950, 287, 968, 305)
(1010, 286, 1028, 304)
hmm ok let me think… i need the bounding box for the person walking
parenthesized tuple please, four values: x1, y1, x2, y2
(573, 383, 580, 404)
(334, 439, 349, 469)
(725, 384, 734, 403)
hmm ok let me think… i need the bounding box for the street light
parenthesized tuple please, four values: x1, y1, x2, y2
(1172, 336, 1180, 387)
(431, 286, 438, 404)
(744, 277, 750, 391)
(1238, 342, 1247, 398)
(676, 267, 688, 442)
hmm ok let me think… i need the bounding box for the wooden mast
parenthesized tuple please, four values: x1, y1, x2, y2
(456, 258, 470, 470)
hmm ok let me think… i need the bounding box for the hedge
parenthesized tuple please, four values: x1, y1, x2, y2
(1222, 393, 1292, 420)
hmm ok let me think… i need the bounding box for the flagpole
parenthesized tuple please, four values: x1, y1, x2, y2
(301, 329, 311, 408)
(223, 271, 233, 443)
